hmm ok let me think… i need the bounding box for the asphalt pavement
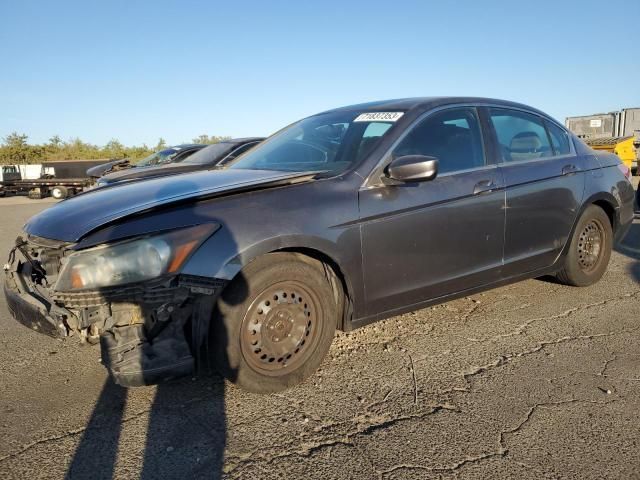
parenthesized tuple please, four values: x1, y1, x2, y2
(0, 192, 638, 480)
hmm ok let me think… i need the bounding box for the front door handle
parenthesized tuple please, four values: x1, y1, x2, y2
(562, 164, 580, 175)
(473, 179, 495, 195)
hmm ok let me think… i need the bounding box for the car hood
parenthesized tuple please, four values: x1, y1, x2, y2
(99, 163, 201, 184)
(24, 169, 316, 242)
(86, 159, 129, 178)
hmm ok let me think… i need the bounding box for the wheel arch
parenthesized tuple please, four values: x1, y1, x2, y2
(557, 192, 619, 262)
(226, 237, 355, 331)
(584, 192, 619, 233)
(591, 198, 616, 232)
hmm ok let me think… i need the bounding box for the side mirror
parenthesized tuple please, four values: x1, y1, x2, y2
(385, 155, 439, 183)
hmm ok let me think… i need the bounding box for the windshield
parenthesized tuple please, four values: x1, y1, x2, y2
(180, 143, 234, 165)
(134, 147, 181, 167)
(228, 111, 399, 175)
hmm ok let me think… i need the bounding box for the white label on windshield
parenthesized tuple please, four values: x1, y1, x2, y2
(354, 112, 404, 122)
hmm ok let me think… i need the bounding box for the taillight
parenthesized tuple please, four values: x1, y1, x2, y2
(617, 163, 632, 182)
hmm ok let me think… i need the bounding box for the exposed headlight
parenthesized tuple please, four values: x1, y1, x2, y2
(55, 224, 219, 291)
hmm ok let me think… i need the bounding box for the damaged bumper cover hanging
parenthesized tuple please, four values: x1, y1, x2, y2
(3, 236, 227, 387)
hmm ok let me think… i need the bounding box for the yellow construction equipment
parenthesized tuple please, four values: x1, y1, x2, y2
(566, 108, 640, 174)
(585, 134, 639, 173)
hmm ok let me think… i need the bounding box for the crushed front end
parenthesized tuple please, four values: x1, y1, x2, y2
(3, 231, 226, 387)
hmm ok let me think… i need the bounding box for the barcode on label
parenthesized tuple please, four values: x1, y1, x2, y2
(354, 112, 404, 122)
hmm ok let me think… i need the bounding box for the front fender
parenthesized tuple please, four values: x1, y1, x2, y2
(182, 228, 360, 284)
(181, 228, 363, 327)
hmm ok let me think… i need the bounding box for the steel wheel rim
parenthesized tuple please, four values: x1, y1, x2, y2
(240, 281, 321, 376)
(577, 219, 604, 272)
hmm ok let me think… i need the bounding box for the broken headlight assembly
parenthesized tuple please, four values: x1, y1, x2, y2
(54, 223, 219, 291)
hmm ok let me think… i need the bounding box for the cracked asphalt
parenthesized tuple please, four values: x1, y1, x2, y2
(0, 191, 639, 480)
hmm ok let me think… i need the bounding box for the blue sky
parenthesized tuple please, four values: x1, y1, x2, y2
(1, 0, 638, 146)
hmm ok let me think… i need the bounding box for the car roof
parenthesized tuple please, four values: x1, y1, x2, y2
(319, 97, 549, 117)
(172, 144, 206, 149)
(218, 137, 265, 145)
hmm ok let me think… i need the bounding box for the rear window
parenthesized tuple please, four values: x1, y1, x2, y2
(181, 143, 234, 165)
(545, 121, 571, 156)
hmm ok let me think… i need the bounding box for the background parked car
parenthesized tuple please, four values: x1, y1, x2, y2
(86, 144, 206, 179)
(93, 138, 264, 188)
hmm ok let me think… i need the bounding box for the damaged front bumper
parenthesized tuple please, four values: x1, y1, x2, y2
(3, 237, 227, 387)
(4, 273, 69, 338)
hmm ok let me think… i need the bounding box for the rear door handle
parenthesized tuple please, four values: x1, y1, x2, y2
(562, 164, 580, 175)
(473, 179, 496, 195)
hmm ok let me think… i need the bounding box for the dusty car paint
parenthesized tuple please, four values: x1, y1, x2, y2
(3, 97, 635, 387)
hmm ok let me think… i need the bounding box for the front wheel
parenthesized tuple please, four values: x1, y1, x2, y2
(556, 204, 612, 286)
(211, 253, 338, 393)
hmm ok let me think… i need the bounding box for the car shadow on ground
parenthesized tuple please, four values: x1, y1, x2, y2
(616, 217, 640, 284)
(65, 376, 228, 480)
(66, 375, 233, 479)
(64, 283, 244, 480)
(64, 178, 248, 479)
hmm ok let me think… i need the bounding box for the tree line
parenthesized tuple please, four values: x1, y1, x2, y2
(0, 132, 230, 164)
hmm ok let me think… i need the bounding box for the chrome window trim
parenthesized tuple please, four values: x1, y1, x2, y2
(492, 152, 575, 168)
(362, 164, 501, 191)
(362, 102, 576, 189)
(436, 163, 500, 178)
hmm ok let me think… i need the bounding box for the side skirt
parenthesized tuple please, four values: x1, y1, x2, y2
(349, 263, 562, 331)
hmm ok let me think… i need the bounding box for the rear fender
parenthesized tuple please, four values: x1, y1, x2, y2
(555, 191, 620, 267)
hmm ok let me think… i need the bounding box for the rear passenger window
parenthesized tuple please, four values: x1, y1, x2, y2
(545, 121, 571, 156)
(489, 109, 552, 162)
(393, 107, 485, 174)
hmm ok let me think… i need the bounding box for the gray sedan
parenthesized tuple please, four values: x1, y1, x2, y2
(4, 97, 635, 393)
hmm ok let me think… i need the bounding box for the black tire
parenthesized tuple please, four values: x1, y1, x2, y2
(51, 186, 68, 199)
(557, 205, 613, 287)
(211, 252, 338, 393)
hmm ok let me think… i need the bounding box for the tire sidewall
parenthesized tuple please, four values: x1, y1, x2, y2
(562, 205, 613, 286)
(51, 186, 67, 199)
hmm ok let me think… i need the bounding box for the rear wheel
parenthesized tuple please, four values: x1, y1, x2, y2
(211, 253, 338, 393)
(51, 186, 68, 199)
(557, 205, 612, 286)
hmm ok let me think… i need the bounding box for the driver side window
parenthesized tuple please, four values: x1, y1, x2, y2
(393, 107, 486, 174)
